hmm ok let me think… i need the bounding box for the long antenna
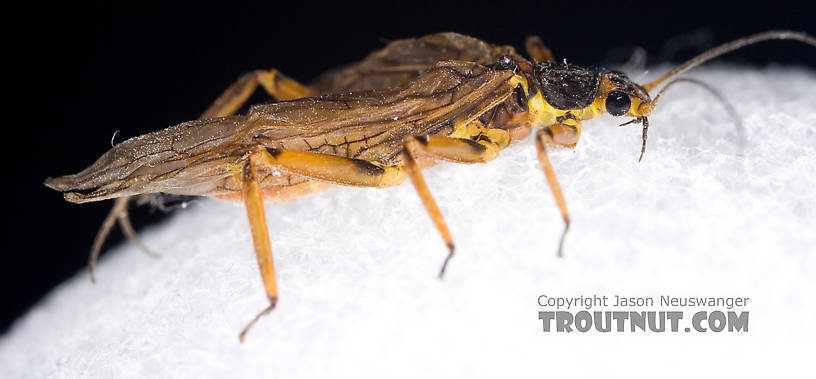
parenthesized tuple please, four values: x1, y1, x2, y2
(651, 77, 745, 152)
(643, 30, 816, 92)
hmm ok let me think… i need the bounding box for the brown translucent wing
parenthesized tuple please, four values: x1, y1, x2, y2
(249, 60, 516, 164)
(44, 116, 255, 202)
(310, 32, 516, 93)
(45, 61, 517, 202)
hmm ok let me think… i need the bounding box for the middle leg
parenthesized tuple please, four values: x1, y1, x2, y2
(235, 132, 508, 338)
(246, 131, 507, 277)
(402, 132, 507, 277)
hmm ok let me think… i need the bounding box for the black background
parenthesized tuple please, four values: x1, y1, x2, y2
(3, 0, 814, 332)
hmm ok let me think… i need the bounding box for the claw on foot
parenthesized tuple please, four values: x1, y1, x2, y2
(238, 298, 277, 343)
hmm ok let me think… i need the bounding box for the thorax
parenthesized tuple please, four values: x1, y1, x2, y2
(527, 91, 604, 127)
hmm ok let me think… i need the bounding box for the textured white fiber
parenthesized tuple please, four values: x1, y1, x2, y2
(2, 66, 815, 378)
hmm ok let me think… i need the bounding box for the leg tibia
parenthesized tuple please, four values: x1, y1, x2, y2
(237, 157, 279, 342)
(240, 158, 278, 302)
(535, 127, 572, 257)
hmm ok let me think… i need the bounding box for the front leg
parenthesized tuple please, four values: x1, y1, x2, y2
(403, 131, 507, 277)
(535, 123, 581, 257)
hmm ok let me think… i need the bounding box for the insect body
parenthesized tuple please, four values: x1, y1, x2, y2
(44, 31, 816, 341)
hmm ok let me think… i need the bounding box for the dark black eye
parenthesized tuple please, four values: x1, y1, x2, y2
(605, 91, 631, 116)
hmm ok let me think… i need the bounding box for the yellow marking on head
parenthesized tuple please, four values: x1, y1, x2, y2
(597, 73, 652, 118)
(599, 91, 649, 117)
(637, 101, 655, 116)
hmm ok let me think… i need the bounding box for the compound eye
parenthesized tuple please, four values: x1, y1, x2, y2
(605, 90, 631, 116)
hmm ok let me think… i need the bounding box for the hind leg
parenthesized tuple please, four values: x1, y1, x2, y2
(201, 69, 315, 118)
(86, 70, 313, 280)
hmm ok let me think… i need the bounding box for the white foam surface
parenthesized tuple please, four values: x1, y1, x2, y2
(2, 66, 815, 378)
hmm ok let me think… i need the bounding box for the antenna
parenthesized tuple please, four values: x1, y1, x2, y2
(643, 30, 816, 92)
